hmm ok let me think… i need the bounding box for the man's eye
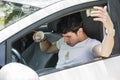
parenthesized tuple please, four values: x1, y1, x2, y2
(67, 36, 71, 38)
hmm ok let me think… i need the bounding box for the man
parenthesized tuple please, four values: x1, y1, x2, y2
(0, 62, 39, 80)
(33, 6, 114, 68)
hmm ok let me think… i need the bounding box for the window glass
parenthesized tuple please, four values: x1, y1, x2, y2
(0, 42, 5, 66)
(0, 1, 40, 31)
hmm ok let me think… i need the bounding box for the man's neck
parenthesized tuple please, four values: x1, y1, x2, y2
(80, 33, 88, 42)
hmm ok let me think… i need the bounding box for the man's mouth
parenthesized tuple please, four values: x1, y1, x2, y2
(66, 43, 73, 46)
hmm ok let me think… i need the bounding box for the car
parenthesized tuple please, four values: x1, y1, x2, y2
(0, 0, 120, 80)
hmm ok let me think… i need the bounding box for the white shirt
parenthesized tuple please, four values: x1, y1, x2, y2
(56, 38, 101, 68)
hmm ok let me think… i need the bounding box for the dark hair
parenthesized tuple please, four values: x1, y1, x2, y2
(58, 14, 102, 37)
(57, 12, 82, 34)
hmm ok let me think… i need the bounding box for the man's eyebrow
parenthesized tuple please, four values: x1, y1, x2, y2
(63, 35, 71, 38)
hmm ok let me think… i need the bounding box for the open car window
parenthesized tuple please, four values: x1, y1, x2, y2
(5, 0, 107, 74)
(10, 7, 104, 76)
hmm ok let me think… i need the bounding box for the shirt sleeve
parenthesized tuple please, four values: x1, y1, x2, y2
(90, 39, 101, 54)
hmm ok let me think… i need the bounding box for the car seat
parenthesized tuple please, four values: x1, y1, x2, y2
(26, 20, 62, 72)
(82, 16, 103, 42)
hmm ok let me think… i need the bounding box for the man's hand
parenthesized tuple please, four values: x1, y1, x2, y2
(90, 6, 114, 36)
(33, 31, 45, 42)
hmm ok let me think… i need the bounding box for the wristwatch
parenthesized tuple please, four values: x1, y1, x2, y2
(105, 29, 115, 37)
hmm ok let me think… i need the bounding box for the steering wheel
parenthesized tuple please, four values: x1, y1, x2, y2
(11, 48, 26, 64)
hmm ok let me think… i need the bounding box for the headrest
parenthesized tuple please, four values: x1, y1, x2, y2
(48, 19, 61, 33)
(82, 16, 103, 41)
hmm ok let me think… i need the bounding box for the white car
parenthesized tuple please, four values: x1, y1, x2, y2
(0, 0, 120, 80)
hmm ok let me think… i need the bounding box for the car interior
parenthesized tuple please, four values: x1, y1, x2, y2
(10, 7, 106, 75)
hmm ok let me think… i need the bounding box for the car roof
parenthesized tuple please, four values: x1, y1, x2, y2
(0, 0, 98, 44)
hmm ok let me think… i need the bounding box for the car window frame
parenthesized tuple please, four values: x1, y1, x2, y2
(5, 0, 107, 75)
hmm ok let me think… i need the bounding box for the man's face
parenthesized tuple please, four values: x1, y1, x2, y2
(62, 31, 80, 46)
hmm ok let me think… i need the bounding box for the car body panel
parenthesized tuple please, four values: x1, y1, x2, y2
(39, 56, 120, 80)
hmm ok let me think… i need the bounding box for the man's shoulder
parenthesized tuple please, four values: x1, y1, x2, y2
(87, 38, 101, 47)
(88, 38, 101, 43)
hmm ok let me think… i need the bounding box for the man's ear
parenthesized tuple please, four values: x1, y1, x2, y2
(78, 28, 83, 33)
(77, 28, 83, 36)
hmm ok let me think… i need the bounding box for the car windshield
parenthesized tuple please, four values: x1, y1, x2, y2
(4, 0, 62, 8)
(0, 1, 40, 31)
